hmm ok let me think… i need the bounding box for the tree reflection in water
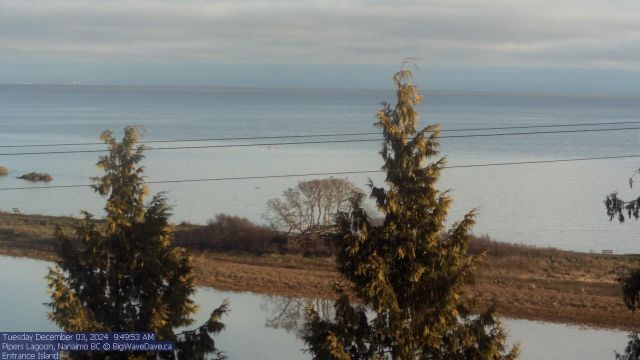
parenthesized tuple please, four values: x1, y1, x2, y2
(261, 295, 333, 338)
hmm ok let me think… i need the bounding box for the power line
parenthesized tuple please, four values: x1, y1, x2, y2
(1, 126, 640, 157)
(1, 153, 639, 191)
(2, 120, 640, 149)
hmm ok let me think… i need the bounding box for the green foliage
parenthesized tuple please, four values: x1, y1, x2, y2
(46, 126, 228, 359)
(619, 269, 640, 312)
(174, 300, 229, 360)
(616, 333, 640, 360)
(606, 171, 640, 359)
(304, 65, 518, 359)
(605, 169, 640, 222)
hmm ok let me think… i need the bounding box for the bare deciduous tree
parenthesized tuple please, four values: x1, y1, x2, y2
(264, 178, 362, 234)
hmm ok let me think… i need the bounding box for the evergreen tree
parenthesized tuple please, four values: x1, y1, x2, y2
(304, 64, 519, 359)
(46, 126, 228, 360)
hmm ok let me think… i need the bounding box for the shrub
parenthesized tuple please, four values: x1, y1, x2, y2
(17, 172, 53, 182)
(0, 166, 8, 176)
(286, 226, 337, 257)
(175, 214, 275, 253)
(468, 234, 560, 258)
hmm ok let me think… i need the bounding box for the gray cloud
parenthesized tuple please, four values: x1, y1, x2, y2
(2, 0, 640, 70)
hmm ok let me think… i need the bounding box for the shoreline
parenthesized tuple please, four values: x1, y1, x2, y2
(1, 212, 640, 332)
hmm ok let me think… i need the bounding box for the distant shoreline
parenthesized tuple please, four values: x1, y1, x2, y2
(1, 211, 639, 331)
(4, 83, 640, 100)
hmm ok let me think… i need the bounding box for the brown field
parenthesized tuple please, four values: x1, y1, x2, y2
(1, 211, 640, 331)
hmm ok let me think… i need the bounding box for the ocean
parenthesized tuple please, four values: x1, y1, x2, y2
(1, 84, 639, 253)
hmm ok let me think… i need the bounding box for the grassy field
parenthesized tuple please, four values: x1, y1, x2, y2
(1, 211, 639, 331)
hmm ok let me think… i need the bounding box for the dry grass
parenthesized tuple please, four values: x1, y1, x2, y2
(191, 252, 341, 299)
(0, 212, 76, 253)
(173, 249, 640, 330)
(0, 166, 8, 176)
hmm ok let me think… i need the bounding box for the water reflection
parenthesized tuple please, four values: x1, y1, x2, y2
(258, 292, 627, 360)
(0, 255, 629, 360)
(260, 295, 333, 338)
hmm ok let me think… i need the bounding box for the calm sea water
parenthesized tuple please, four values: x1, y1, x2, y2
(1, 85, 640, 252)
(0, 255, 627, 360)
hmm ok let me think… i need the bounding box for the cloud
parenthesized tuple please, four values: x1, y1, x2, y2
(2, 0, 640, 70)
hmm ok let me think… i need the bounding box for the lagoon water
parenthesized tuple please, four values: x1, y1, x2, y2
(0, 255, 627, 359)
(1, 84, 640, 253)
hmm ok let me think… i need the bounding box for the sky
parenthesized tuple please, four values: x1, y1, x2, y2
(2, 0, 640, 93)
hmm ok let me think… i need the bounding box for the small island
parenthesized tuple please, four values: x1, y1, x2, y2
(17, 172, 53, 182)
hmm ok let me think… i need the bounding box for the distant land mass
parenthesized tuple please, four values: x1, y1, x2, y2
(4, 61, 640, 96)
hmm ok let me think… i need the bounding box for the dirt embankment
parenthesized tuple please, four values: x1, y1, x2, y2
(1, 212, 639, 331)
(187, 250, 640, 331)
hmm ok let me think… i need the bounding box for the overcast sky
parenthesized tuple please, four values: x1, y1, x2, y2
(2, 0, 640, 93)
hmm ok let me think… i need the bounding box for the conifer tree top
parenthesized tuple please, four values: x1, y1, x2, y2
(304, 64, 519, 359)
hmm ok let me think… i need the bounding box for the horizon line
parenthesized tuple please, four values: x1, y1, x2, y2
(3, 82, 640, 99)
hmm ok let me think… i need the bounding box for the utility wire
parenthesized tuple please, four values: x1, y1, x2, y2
(1, 120, 640, 149)
(1, 126, 640, 157)
(1, 153, 639, 191)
